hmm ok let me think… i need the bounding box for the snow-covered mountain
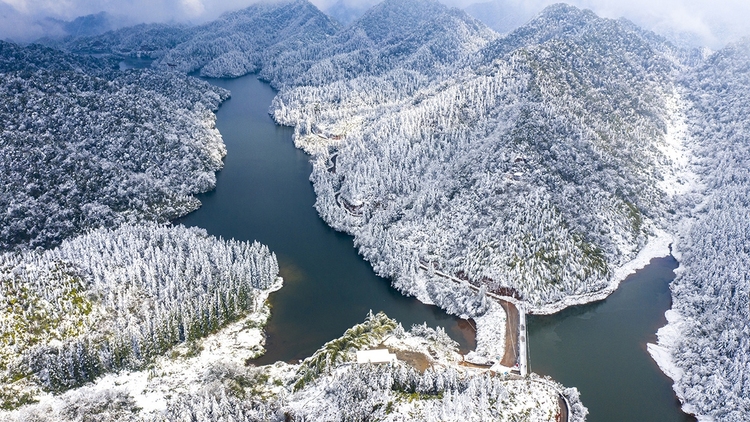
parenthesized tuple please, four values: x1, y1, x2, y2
(272, 2, 688, 313)
(263, 0, 498, 90)
(61, 0, 340, 79)
(0, 41, 229, 251)
(648, 39, 750, 421)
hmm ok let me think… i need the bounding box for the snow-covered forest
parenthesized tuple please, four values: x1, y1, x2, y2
(0, 223, 279, 407)
(648, 39, 750, 421)
(37, 0, 689, 312)
(4, 0, 750, 419)
(5, 312, 586, 422)
(270, 2, 690, 312)
(0, 41, 230, 250)
(59, 0, 341, 79)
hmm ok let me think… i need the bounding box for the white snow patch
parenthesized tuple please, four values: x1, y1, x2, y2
(657, 89, 700, 197)
(647, 309, 685, 383)
(356, 349, 397, 364)
(469, 302, 507, 363)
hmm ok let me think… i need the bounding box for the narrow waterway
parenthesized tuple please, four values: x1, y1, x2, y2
(176, 73, 692, 420)
(175, 75, 474, 364)
(529, 256, 695, 422)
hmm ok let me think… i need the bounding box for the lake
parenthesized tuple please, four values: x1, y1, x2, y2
(177, 73, 692, 420)
(529, 256, 695, 422)
(176, 75, 475, 364)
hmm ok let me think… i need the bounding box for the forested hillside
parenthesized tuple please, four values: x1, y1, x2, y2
(0, 223, 279, 407)
(6, 313, 586, 422)
(261, 0, 498, 89)
(650, 39, 750, 421)
(272, 3, 688, 311)
(62, 23, 194, 59)
(61, 0, 340, 79)
(0, 41, 229, 250)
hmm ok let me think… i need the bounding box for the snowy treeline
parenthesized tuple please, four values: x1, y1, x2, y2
(659, 40, 750, 421)
(0, 223, 278, 397)
(0, 41, 230, 250)
(285, 363, 569, 421)
(60, 0, 341, 79)
(272, 3, 687, 310)
(60, 23, 193, 59)
(7, 313, 585, 422)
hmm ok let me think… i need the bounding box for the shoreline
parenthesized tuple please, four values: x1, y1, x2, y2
(529, 228, 674, 315)
(646, 309, 703, 420)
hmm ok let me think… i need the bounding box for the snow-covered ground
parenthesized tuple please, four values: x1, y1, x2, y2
(466, 302, 507, 365)
(5, 310, 583, 422)
(4, 278, 283, 420)
(657, 90, 701, 197)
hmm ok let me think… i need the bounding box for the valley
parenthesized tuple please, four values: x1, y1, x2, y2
(1, 0, 748, 420)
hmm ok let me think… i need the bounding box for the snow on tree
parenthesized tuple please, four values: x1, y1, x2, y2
(269, 3, 688, 312)
(0, 41, 230, 250)
(0, 223, 279, 398)
(651, 39, 750, 421)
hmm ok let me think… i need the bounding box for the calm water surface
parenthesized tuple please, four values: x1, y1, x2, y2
(176, 75, 474, 364)
(529, 256, 695, 422)
(177, 74, 692, 420)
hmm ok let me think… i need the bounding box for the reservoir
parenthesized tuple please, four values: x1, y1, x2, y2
(176, 74, 474, 364)
(177, 73, 692, 420)
(529, 257, 695, 422)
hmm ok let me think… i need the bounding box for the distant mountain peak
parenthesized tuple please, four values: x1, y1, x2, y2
(325, 0, 378, 26)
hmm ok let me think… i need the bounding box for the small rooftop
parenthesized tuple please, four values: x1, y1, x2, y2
(356, 349, 397, 364)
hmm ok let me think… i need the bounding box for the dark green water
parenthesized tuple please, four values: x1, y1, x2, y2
(176, 75, 474, 364)
(529, 256, 695, 422)
(176, 73, 692, 420)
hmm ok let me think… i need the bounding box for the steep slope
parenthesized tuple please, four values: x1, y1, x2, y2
(61, 0, 340, 79)
(63, 22, 194, 58)
(261, 0, 498, 89)
(0, 41, 229, 250)
(155, 0, 340, 78)
(649, 39, 750, 421)
(272, 4, 686, 313)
